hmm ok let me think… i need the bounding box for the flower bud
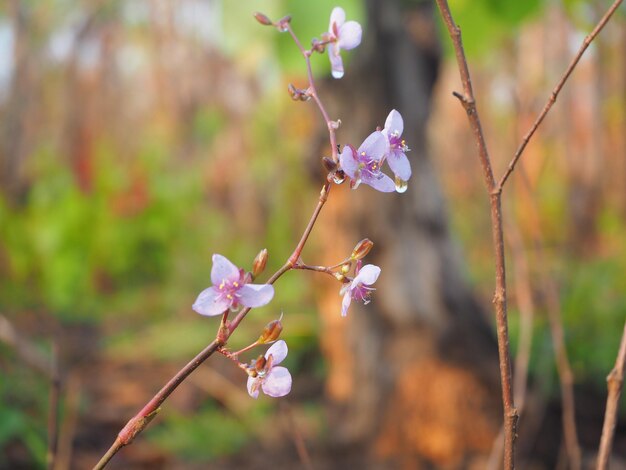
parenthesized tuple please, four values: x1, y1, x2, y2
(254, 12, 273, 26)
(351, 238, 374, 260)
(276, 15, 292, 32)
(340, 263, 351, 275)
(253, 355, 267, 372)
(258, 318, 283, 344)
(252, 248, 268, 278)
(322, 157, 337, 172)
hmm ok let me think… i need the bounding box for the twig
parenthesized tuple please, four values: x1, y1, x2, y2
(434, 2, 517, 467)
(94, 19, 340, 469)
(596, 321, 626, 470)
(497, 0, 624, 191)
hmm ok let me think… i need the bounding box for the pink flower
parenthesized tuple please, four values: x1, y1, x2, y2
(340, 263, 381, 317)
(193, 254, 274, 316)
(247, 340, 292, 398)
(339, 131, 395, 192)
(327, 7, 362, 79)
(382, 109, 411, 181)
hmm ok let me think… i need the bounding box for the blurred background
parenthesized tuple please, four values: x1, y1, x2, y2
(0, 0, 625, 468)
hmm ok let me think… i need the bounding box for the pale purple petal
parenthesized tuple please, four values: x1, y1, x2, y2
(265, 339, 288, 365)
(247, 376, 260, 399)
(339, 145, 359, 179)
(210, 254, 240, 285)
(338, 21, 362, 50)
(353, 264, 381, 287)
(363, 172, 395, 192)
(329, 7, 346, 32)
(262, 366, 292, 397)
(384, 109, 404, 136)
(238, 283, 274, 308)
(329, 49, 344, 79)
(387, 151, 412, 181)
(359, 131, 387, 161)
(341, 290, 352, 317)
(193, 286, 230, 316)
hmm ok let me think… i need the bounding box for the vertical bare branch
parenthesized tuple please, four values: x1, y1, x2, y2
(433, 2, 517, 468)
(596, 322, 626, 470)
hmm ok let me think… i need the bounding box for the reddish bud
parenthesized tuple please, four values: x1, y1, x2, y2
(254, 12, 273, 26)
(252, 248, 268, 278)
(351, 238, 374, 260)
(254, 355, 267, 372)
(322, 157, 337, 172)
(276, 15, 292, 32)
(258, 317, 283, 344)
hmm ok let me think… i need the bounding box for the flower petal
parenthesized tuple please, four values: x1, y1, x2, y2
(384, 109, 404, 136)
(359, 131, 387, 161)
(238, 283, 274, 308)
(262, 366, 292, 397)
(353, 264, 381, 286)
(329, 49, 344, 79)
(329, 7, 346, 32)
(193, 287, 230, 316)
(387, 150, 412, 181)
(247, 376, 260, 399)
(339, 145, 358, 179)
(363, 172, 395, 192)
(338, 21, 362, 50)
(265, 339, 288, 364)
(210, 254, 240, 285)
(341, 290, 352, 317)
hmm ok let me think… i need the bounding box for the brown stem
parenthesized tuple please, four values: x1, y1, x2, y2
(285, 24, 339, 162)
(497, 0, 624, 191)
(596, 322, 626, 470)
(434, 1, 516, 468)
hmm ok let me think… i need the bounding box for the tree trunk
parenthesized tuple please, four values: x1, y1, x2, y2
(317, 1, 501, 467)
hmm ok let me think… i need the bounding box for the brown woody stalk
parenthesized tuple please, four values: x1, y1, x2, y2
(433, 1, 517, 467)
(596, 322, 626, 470)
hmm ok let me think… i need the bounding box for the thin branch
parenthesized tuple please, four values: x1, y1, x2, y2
(497, 0, 624, 191)
(596, 321, 626, 470)
(434, 1, 517, 468)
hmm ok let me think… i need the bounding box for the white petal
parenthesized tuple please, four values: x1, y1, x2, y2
(192, 287, 230, 316)
(364, 172, 395, 192)
(339, 145, 358, 179)
(262, 367, 292, 397)
(387, 151, 412, 181)
(338, 21, 362, 50)
(384, 109, 404, 136)
(359, 131, 387, 160)
(353, 264, 381, 287)
(210, 254, 240, 285)
(266, 340, 288, 364)
(341, 291, 352, 317)
(238, 283, 274, 308)
(329, 7, 346, 32)
(247, 376, 260, 399)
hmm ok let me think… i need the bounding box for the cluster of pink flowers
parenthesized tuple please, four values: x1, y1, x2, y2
(192, 6, 411, 401)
